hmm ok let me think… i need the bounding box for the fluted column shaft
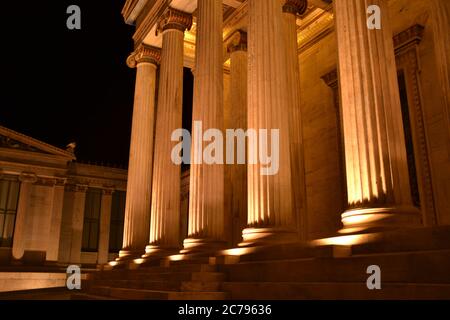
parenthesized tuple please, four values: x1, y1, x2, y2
(185, 0, 225, 252)
(12, 174, 35, 260)
(282, 0, 308, 240)
(334, 0, 419, 231)
(98, 189, 113, 265)
(429, 0, 450, 159)
(120, 45, 160, 258)
(244, 0, 296, 244)
(226, 31, 248, 246)
(147, 9, 192, 256)
(46, 179, 66, 262)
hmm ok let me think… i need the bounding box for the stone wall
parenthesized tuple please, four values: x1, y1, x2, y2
(299, 32, 344, 240)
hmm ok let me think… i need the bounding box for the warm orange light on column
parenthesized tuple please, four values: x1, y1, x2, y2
(334, 0, 420, 232)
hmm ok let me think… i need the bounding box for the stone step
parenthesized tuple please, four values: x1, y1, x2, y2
(168, 291, 228, 300)
(89, 269, 226, 283)
(92, 263, 216, 280)
(87, 286, 227, 300)
(350, 226, 450, 255)
(88, 286, 168, 300)
(221, 250, 450, 284)
(167, 256, 211, 266)
(191, 272, 226, 282)
(230, 244, 316, 263)
(181, 281, 222, 292)
(91, 279, 182, 291)
(92, 271, 191, 281)
(222, 282, 450, 300)
(71, 293, 116, 300)
(136, 263, 216, 274)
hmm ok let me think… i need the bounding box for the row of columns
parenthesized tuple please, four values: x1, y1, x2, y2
(10, 174, 115, 265)
(12, 174, 66, 262)
(121, 0, 450, 260)
(58, 184, 114, 265)
(120, 0, 310, 260)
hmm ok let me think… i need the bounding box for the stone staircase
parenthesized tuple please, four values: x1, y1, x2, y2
(73, 258, 229, 300)
(220, 249, 450, 299)
(73, 227, 450, 300)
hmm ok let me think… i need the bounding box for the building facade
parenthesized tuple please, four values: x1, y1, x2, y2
(1, 0, 449, 299)
(117, 0, 450, 260)
(0, 125, 129, 267)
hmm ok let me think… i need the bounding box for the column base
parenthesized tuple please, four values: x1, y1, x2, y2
(105, 249, 145, 269)
(240, 227, 299, 247)
(142, 245, 179, 258)
(120, 245, 180, 269)
(339, 205, 421, 235)
(115, 248, 145, 261)
(181, 238, 227, 255)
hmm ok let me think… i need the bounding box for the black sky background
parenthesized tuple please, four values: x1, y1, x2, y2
(0, 1, 139, 166)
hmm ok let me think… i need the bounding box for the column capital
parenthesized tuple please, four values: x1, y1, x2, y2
(55, 178, 67, 187)
(19, 172, 37, 183)
(127, 44, 161, 68)
(102, 188, 114, 196)
(157, 7, 193, 34)
(283, 0, 308, 15)
(65, 184, 88, 193)
(227, 30, 248, 53)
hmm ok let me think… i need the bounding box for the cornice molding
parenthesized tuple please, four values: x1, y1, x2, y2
(122, 0, 151, 25)
(393, 24, 425, 55)
(0, 126, 76, 160)
(133, 0, 167, 45)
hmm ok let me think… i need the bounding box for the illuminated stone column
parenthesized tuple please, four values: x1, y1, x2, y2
(429, 0, 450, 156)
(120, 45, 161, 259)
(12, 173, 36, 260)
(243, 0, 297, 245)
(145, 9, 192, 257)
(184, 0, 225, 253)
(98, 189, 113, 265)
(282, 0, 308, 240)
(334, 0, 420, 232)
(46, 178, 66, 262)
(226, 30, 248, 246)
(69, 184, 88, 264)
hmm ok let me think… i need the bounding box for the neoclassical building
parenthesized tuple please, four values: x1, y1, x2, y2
(1, 0, 450, 299)
(85, 0, 448, 299)
(0, 125, 130, 292)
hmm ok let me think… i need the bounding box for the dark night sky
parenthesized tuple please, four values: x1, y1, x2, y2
(0, 1, 139, 167)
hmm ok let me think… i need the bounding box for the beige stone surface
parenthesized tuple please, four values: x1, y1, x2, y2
(388, 0, 450, 225)
(299, 33, 343, 240)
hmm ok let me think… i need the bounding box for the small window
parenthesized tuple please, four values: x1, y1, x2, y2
(0, 179, 20, 247)
(109, 191, 126, 253)
(82, 188, 102, 252)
